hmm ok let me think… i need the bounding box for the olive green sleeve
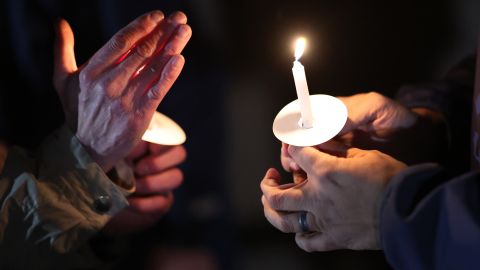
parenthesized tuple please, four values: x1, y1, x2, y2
(0, 125, 134, 257)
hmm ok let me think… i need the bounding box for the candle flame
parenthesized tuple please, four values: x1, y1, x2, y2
(294, 37, 306, 60)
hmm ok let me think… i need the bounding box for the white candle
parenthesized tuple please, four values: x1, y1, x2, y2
(292, 37, 314, 128)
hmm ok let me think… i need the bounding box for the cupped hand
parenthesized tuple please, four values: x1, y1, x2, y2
(262, 142, 406, 251)
(103, 141, 186, 235)
(53, 11, 192, 171)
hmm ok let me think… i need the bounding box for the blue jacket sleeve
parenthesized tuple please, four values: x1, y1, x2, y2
(380, 164, 480, 270)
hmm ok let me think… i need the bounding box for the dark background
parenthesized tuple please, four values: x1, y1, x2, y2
(1, 0, 479, 269)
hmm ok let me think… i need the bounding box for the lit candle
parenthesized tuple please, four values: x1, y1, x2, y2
(292, 37, 314, 128)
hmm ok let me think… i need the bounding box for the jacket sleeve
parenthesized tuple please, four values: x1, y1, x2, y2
(0, 125, 134, 256)
(380, 163, 480, 270)
(395, 56, 475, 122)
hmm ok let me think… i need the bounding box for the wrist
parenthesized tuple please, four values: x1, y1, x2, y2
(74, 133, 115, 172)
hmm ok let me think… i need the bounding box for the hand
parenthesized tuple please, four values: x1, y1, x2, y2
(338, 91, 418, 138)
(53, 11, 192, 171)
(337, 92, 449, 164)
(261, 142, 406, 251)
(280, 142, 307, 184)
(103, 141, 186, 235)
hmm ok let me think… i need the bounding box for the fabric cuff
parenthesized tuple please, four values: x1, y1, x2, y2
(37, 125, 131, 222)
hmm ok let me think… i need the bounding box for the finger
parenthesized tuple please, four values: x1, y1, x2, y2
(140, 54, 185, 114)
(295, 232, 339, 252)
(149, 143, 174, 155)
(128, 192, 173, 214)
(135, 168, 183, 194)
(126, 141, 149, 161)
(53, 19, 77, 91)
(164, 11, 188, 25)
(337, 95, 366, 135)
(127, 24, 191, 97)
(262, 196, 319, 233)
(293, 171, 307, 184)
(135, 144, 186, 176)
(281, 143, 300, 172)
(161, 23, 192, 56)
(261, 168, 281, 187)
(288, 145, 336, 175)
(260, 168, 306, 211)
(85, 10, 164, 78)
(115, 14, 191, 88)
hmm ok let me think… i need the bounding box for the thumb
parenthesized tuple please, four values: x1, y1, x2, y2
(53, 19, 77, 92)
(288, 145, 335, 175)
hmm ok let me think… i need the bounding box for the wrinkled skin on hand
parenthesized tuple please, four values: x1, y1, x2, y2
(261, 142, 406, 251)
(53, 11, 192, 171)
(103, 141, 186, 234)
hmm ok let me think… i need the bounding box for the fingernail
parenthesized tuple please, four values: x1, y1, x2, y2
(168, 11, 187, 24)
(151, 11, 164, 22)
(177, 25, 190, 38)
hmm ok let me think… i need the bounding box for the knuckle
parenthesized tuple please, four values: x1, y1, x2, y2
(133, 20, 151, 37)
(161, 71, 176, 86)
(268, 193, 284, 210)
(148, 86, 165, 101)
(135, 39, 156, 58)
(110, 33, 131, 52)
